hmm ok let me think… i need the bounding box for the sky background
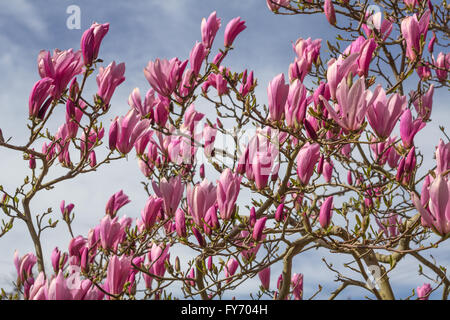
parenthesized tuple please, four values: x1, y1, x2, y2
(0, 0, 448, 300)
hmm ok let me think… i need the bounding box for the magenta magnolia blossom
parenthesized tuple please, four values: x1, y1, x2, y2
(144, 58, 186, 97)
(417, 283, 432, 300)
(399, 109, 426, 149)
(224, 17, 246, 47)
(104, 255, 132, 297)
(187, 179, 217, 226)
(80, 22, 109, 66)
(366, 85, 407, 139)
(201, 11, 221, 49)
(401, 10, 431, 61)
(319, 196, 334, 229)
(109, 109, 150, 154)
(105, 190, 131, 217)
(412, 174, 450, 236)
(96, 61, 126, 106)
(152, 176, 184, 217)
(267, 73, 289, 121)
(296, 142, 320, 185)
(29, 78, 54, 119)
(322, 77, 374, 132)
(216, 169, 241, 221)
(37, 49, 83, 98)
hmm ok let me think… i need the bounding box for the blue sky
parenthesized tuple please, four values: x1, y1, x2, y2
(0, 0, 448, 300)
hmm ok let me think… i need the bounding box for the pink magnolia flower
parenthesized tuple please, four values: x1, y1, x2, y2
(436, 139, 450, 175)
(128, 87, 155, 117)
(362, 11, 393, 40)
(203, 123, 217, 158)
(268, 73, 289, 121)
(417, 283, 432, 300)
(80, 22, 109, 66)
(48, 270, 73, 300)
(189, 42, 207, 76)
(433, 52, 449, 81)
(291, 273, 303, 300)
(109, 109, 150, 154)
(366, 85, 407, 139)
(152, 176, 184, 218)
(147, 243, 170, 278)
(252, 217, 267, 241)
(99, 215, 123, 250)
(224, 258, 239, 282)
(410, 85, 434, 121)
(187, 179, 217, 226)
(104, 255, 132, 297)
(105, 190, 130, 217)
(321, 77, 373, 132)
(258, 267, 271, 290)
(29, 78, 54, 119)
(175, 208, 187, 237)
(284, 79, 308, 127)
(324, 0, 336, 25)
(37, 49, 83, 98)
(266, 0, 290, 12)
(14, 251, 37, 285)
(326, 53, 359, 100)
(138, 196, 164, 231)
(239, 69, 255, 97)
(401, 11, 431, 61)
(217, 169, 242, 221)
(411, 174, 450, 236)
(28, 272, 48, 300)
(319, 196, 334, 228)
(293, 37, 322, 68)
(399, 109, 426, 148)
(296, 142, 320, 185)
(201, 11, 221, 49)
(144, 58, 186, 97)
(224, 17, 246, 47)
(96, 61, 125, 106)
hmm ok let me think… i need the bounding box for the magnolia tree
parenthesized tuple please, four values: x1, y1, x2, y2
(0, 0, 449, 300)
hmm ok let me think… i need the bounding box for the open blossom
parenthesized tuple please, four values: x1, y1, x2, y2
(144, 58, 187, 97)
(321, 77, 374, 132)
(14, 251, 37, 285)
(109, 109, 150, 154)
(411, 174, 450, 236)
(96, 61, 125, 106)
(293, 37, 321, 68)
(326, 53, 359, 100)
(362, 11, 393, 40)
(37, 49, 83, 98)
(128, 87, 155, 117)
(366, 85, 406, 139)
(152, 176, 184, 217)
(399, 109, 426, 148)
(105, 190, 130, 217)
(80, 22, 109, 66)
